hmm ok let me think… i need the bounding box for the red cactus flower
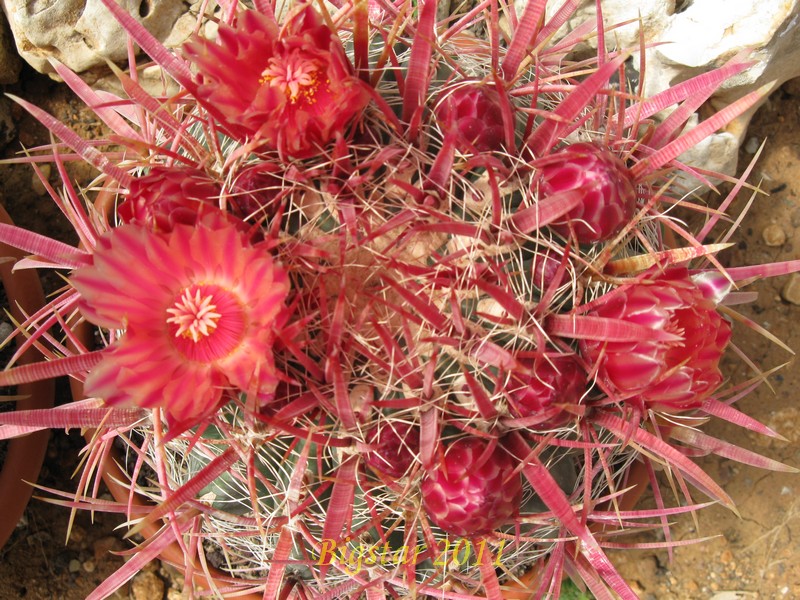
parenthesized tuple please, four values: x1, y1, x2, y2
(421, 437, 522, 536)
(580, 267, 732, 412)
(364, 422, 420, 478)
(70, 219, 289, 429)
(118, 166, 223, 232)
(506, 355, 586, 428)
(183, 5, 370, 158)
(434, 81, 508, 153)
(537, 142, 637, 243)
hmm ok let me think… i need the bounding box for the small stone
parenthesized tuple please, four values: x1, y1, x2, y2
(161, 563, 184, 590)
(82, 560, 96, 573)
(0, 321, 13, 343)
(784, 78, 800, 96)
(93, 535, 121, 561)
(31, 164, 52, 196)
(142, 558, 161, 573)
(0, 98, 16, 150)
(762, 223, 786, 247)
(720, 549, 734, 564)
(780, 274, 800, 305)
(131, 571, 165, 600)
(68, 559, 82, 573)
(629, 580, 645, 595)
(745, 136, 761, 154)
(69, 525, 87, 544)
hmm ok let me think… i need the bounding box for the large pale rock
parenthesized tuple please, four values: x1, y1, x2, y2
(640, 0, 800, 179)
(544, 0, 800, 100)
(538, 0, 800, 177)
(545, 0, 674, 52)
(642, 1, 800, 136)
(0, 0, 199, 83)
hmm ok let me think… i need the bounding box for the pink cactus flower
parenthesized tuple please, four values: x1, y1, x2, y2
(421, 437, 522, 536)
(70, 219, 289, 428)
(580, 268, 732, 412)
(183, 5, 370, 158)
(434, 81, 508, 153)
(506, 355, 586, 428)
(537, 142, 637, 243)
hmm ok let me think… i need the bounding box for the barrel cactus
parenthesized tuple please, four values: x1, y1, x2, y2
(0, 1, 798, 599)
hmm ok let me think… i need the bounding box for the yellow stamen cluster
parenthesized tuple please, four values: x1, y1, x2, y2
(167, 288, 222, 343)
(260, 53, 322, 104)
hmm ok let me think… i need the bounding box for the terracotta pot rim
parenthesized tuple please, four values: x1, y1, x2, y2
(0, 205, 56, 550)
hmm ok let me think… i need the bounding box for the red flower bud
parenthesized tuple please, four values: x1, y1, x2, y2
(421, 437, 521, 536)
(435, 81, 508, 154)
(581, 268, 732, 412)
(538, 142, 637, 243)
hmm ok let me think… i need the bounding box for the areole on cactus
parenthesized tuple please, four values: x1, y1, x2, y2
(364, 421, 421, 478)
(0, 0, 798, 599)
(505, 354, 586, 428)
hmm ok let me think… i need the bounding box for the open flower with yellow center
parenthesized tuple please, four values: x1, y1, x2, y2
(183, 4, 370, 158)
(70, 218, 289, 429)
